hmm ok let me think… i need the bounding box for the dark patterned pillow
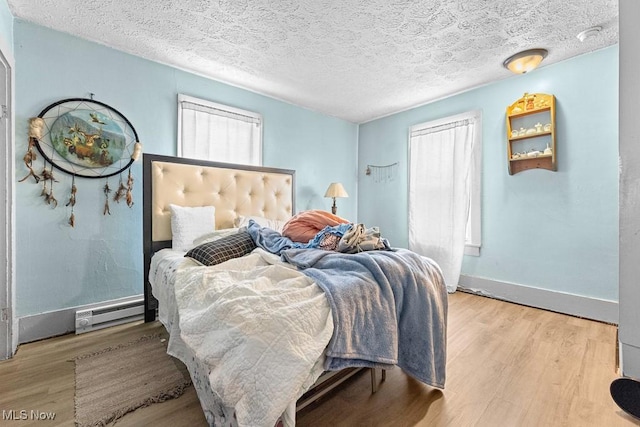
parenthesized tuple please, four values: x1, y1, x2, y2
(185, 231, 257, 266)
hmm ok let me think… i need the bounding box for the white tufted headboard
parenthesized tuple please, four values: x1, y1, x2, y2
(142, 153, 295, 321)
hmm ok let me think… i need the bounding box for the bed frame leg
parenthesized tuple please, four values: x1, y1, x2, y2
(144, 307, 156, 323)
(370, 368, 386, 393)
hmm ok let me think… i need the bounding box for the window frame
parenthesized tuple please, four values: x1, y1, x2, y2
(177, 93, 263, 165)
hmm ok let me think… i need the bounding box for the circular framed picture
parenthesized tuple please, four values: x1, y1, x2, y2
(34, 98, 139, 179)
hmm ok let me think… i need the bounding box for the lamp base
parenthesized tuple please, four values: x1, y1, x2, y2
(331, 198, 337, 215)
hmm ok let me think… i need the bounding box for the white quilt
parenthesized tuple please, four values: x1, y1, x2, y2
(174, 248, 333, 427)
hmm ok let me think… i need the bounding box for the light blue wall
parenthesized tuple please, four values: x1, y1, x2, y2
(14, 21, 358, 317)
(0, 0, 12, 53)
(359, 46, 619, 302)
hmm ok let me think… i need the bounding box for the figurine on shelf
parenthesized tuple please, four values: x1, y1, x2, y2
(543, 123, 552, 132)
(544, 144, 553, 155)
(525, 94, 535, 110)
(535, 99, 550, 109)
(535, 123, 543, 133)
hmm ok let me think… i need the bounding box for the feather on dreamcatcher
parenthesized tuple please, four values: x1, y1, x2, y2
(19, 97, 142, 227)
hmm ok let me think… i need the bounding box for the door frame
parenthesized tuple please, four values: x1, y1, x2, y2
(0, 34, 15, 359)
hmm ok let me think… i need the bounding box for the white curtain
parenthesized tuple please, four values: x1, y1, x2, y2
(409, 118, 477, 293)
(179, 99, 262, 166)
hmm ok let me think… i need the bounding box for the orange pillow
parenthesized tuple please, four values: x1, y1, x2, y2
(282, 210, 350, 243)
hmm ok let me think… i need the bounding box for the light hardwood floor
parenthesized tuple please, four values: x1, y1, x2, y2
(1, 292, 638, 427)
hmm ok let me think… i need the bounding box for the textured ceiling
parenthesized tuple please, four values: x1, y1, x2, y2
(8, 0, 618, 123)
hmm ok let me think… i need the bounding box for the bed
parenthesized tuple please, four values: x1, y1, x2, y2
(142, 153, 448, 427)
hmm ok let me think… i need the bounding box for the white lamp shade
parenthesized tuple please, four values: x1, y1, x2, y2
(324, 182, 349, 198)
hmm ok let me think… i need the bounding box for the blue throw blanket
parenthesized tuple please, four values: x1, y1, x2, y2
(246, 220, 306, 252)
(246, 220, 352, 251)
(281, 247, 448, 389)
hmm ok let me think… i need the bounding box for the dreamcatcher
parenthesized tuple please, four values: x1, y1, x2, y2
(20, 97, 142, 227)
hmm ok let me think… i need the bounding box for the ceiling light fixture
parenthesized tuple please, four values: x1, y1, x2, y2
(503, 48, 548, 74)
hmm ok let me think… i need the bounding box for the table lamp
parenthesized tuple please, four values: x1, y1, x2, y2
(324, 182, 348, 215)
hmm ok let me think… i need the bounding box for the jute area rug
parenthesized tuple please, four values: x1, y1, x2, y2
(74, 334, 191, 427)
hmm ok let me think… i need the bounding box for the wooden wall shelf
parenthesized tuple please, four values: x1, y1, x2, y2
(506, 93, 556, 175)
(508, 130, 552, 142)
(510, 153, 553, 162)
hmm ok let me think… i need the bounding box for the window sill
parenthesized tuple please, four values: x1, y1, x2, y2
(464, 244, 481, 257)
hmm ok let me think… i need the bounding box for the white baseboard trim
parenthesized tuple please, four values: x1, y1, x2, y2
(458, 275, 618, 324)
(17, 295, 144, 344)
(620, 343, 640, 379)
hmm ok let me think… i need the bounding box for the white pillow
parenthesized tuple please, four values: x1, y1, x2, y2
(235, 215, 289, 233)
(170, 204, 216, 251)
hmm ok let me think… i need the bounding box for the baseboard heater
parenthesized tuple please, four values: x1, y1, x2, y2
(75, 298, 144, 334)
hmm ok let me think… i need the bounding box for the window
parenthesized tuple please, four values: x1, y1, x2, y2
(408, 110, 481, 291)
(178, 94, 262, 166)
(409, 109, 482, 257)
